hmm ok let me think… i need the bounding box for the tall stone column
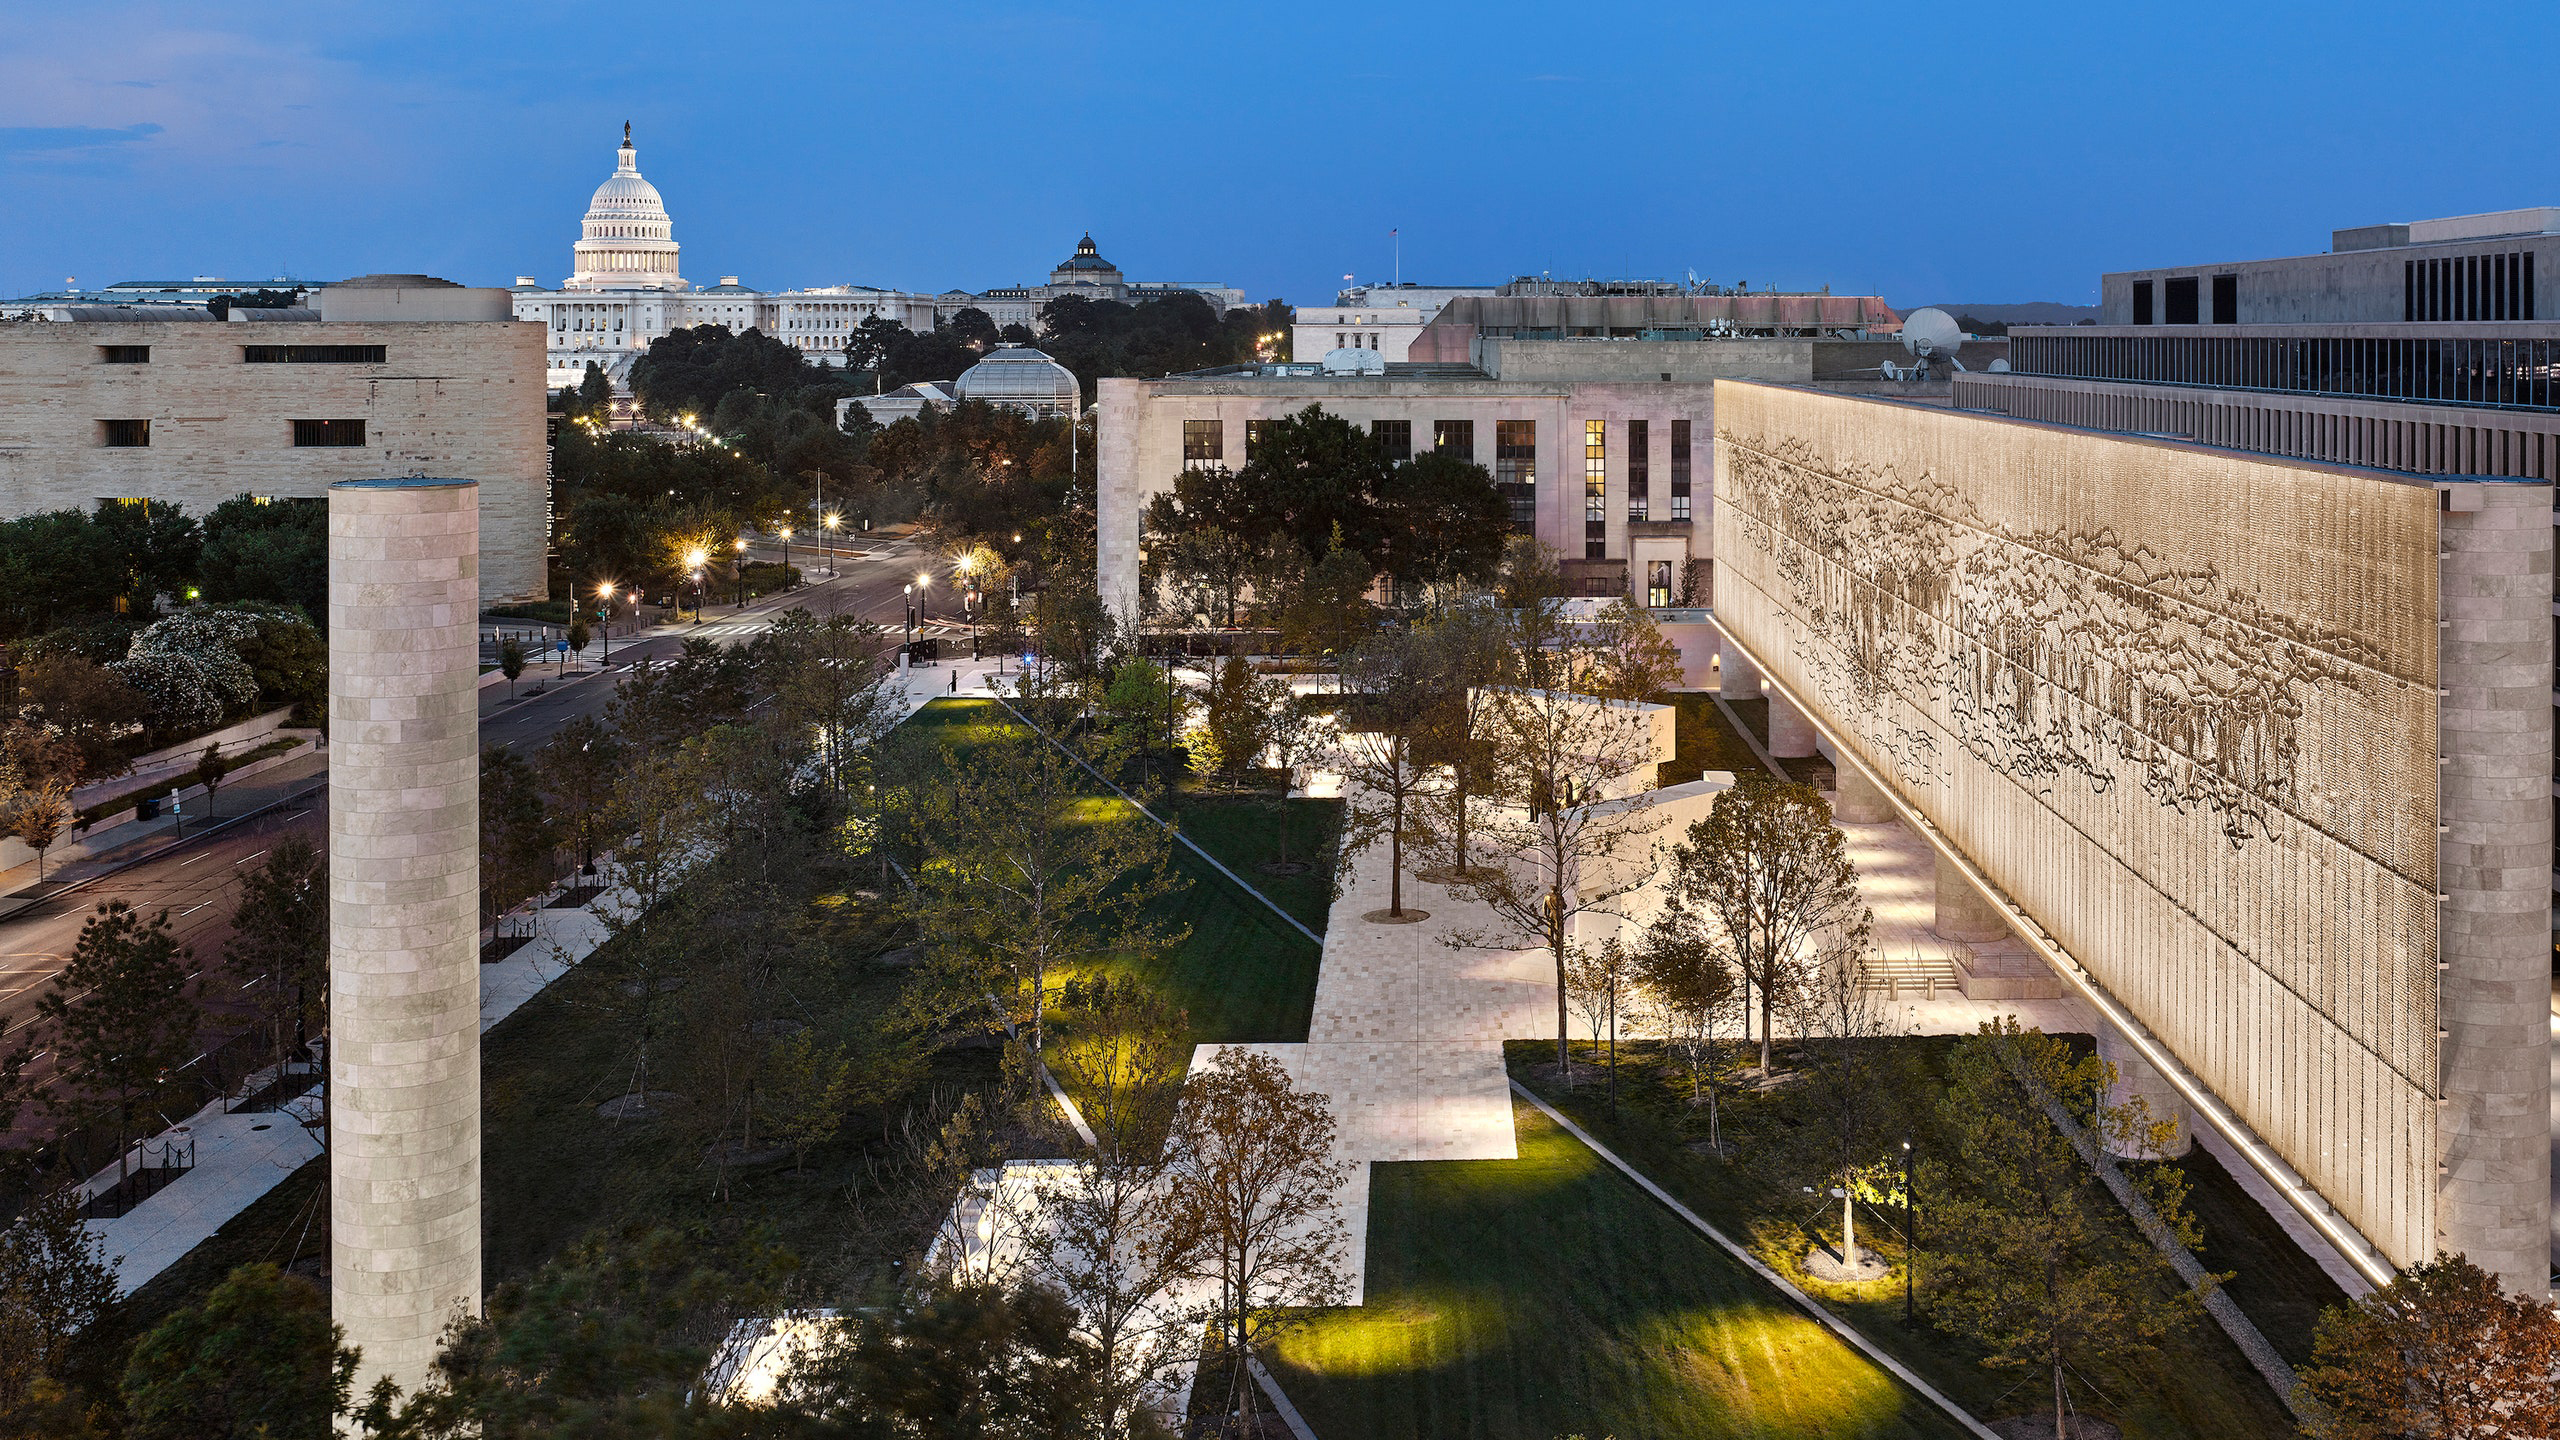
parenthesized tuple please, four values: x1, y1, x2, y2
(330, 479, 482, 1397)
(1833, 763, 1896, 823)
(1768, 693, 1817, 758)
(1094, 378, 1143, 626)
(2434, 482, 2552, 1298)
(1932, 850, 2009, 943)
(1718, 645, 1761, 700)
(2096, 1021, 2192, 1158)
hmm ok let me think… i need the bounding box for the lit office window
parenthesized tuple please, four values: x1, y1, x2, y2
(1648, 560, 1674, 608)
(1435, 419, 1475, 458)
(1182, 419, 1223, 465)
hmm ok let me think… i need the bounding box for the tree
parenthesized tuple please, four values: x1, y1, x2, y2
(1277, 523, 1376, 670)
(197, 495, 326, 619)
(1098, 656, 1189, 782)
(0, 1186, 119, 1430)
(498, 634, 527, 698)
(361, 1225, 790, 1438)
(1561, 935, 1639, 1116)
(1371, 450, 1510, 592)
(19, 654, 144, 779)
(479, 745, 556, 929)
(1332, 629, 1438, 919)
(566, 612, 591, 665)
(1583, 599, 1684, 701)
(1232, 405, 1388, 568)
(944, 305, 1001, 353)
(1409, 598, 1508, 879)
(538, 713, 621, 874)
(1143, 466, 1274, 630)
(2296, 1251, 2560, 1440)
(12, 779, 69, 882)
(1444, 605, 1670, 1074)
(223, 835, 327, 1091)
(88, 498, 200, 612)
(193, 743, 224, 817)
(1786, 958, 1920, 1269)
(894, 720, 1186, 1057)
(10, 902, 198, 1188)
(1633, 890, 1742, 1150)
(1191, 653, 1288, 791)
(1163, 1047, 1349, 1429)
(1659, 773, 1872, 1073)
(1923, 1020, 2208, 1440)
(774, 1281, 1103, 1438)
(765, 610, 899, 797)
(122, 1262, 358, 1440)
(761, 1028, 855, 1173)
(1034, 976, 1204, 1437)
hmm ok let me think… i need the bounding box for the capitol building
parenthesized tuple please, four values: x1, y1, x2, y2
(511, 126, 1244, 390)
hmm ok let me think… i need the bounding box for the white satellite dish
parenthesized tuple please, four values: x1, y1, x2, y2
(1986, 357, 2011, 373)
(1320, 347, 1386, 376)
(1901, 308, 1967, 370)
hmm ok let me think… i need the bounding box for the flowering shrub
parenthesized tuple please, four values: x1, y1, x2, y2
(109, 609, 277, 734)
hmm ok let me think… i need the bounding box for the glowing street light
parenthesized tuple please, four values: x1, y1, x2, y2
(595, 580, 619, 663)
(778, 526, 793, 589)
(734, 536, 750, 606)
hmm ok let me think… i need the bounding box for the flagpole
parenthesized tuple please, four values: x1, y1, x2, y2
(1393, 228, 1400, 287)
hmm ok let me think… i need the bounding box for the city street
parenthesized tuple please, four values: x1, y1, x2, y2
(0, 528, 964, 1124)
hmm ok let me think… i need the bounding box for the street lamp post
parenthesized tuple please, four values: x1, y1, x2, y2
(779, 526, 793, 588)
(684, 548, 708, 625)
(734, 537, 749, 607)
(595, 581, 617, 663)
(903, 582, 915, 654)
(822, 512, 841, 577)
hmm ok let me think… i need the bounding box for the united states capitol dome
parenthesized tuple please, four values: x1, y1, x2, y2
(566, 123, 685, 292)
(954, 347, 1080, 417)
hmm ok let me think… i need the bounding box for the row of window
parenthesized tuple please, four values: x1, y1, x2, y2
(2130, 275, 2239, 326)
(1176, 415, 1697, 549)
(100, 419, 366, 448)
(2405, 252, 2535, 322)
(93, 345, 390, 365)
(1333, 332, 1383, 350)
(2010, 333, 2560, 412)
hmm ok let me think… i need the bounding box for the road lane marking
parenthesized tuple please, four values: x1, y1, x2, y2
(235, 849, 267, 866)
(178, 853, 207, 866)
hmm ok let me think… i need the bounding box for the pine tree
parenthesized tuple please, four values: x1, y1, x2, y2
(16, 901, 199, 1187)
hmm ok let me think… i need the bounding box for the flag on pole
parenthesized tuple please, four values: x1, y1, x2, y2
(1390, 228, 1398, 237)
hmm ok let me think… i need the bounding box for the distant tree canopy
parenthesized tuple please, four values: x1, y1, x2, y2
(198, 495, 326, 618)
(1038, 292, 1289, 398)
(629, 324, 832, 423)
(203, 287, 306, 321)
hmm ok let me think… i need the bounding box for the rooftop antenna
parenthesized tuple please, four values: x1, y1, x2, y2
(1391, 227, 1400, 287)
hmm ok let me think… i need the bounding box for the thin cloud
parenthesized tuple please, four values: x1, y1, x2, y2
(0, 122, 164, 154)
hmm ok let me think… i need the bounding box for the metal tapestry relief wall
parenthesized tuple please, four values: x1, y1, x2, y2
(1725, 430, 2403, 859)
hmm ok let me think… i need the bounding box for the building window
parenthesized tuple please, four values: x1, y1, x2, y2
(2164, 276, 2200, 325)
(1245, 419, 1269, 460)
(244, 345, 388, 364)
(2211, 274, 2238, 325)
(1627, 417, 1649, 522)
(99, 346, 150, 364)
(2132, 280, 2154, 326)
(2404, 252, 2537, 321)
(1435, 419, 1475, 459)
(1648, 560, 1674, 608)
(1583, 419, 1606, 559)
(1336, 333, 1346, 349)
(1182, 418, 1224, 465)
(101, 419, 151, 448)
(1670, 418, 1692, 521)
(1495, 420, 1535, 531)
(292, 419, 367, 447)
(1372, 419, 1412, 462)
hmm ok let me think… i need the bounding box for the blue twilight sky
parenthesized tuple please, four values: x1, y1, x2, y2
(3, 1, 2553, 310)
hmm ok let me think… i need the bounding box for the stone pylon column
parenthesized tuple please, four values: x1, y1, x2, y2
(2096, 1021, 2192, 1158)
(1767, 693, 1817, 758)
(1932, 850, 2009, 943)
(329, 479, 481, 1398)
(1094, 378, 1143, 625)
(1718, 645, 1762, 700)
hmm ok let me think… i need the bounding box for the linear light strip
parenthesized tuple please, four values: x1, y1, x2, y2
(1718, 621, 2402, 1291)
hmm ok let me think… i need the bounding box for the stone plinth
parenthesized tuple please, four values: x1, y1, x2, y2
(1833, 764, 1896, 824)
(330, 478, 482, 1398)
(1718, 645, 1762, 699)
(1767, 694, 1816, 758)
(2098, 1021, 2193, 1158)
(1931, 850, 2008, 943)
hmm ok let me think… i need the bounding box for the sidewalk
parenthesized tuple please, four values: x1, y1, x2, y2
(0, 749, 330, 923)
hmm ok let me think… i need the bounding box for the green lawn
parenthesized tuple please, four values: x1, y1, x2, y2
(2173, 1147, 2350, 1368)
(1659, 692, 1766, 788)
(896, 698, 1327, 1048)
(1509, 1044, 2298, 1439)
(1263, 1098, 1971, 1440)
